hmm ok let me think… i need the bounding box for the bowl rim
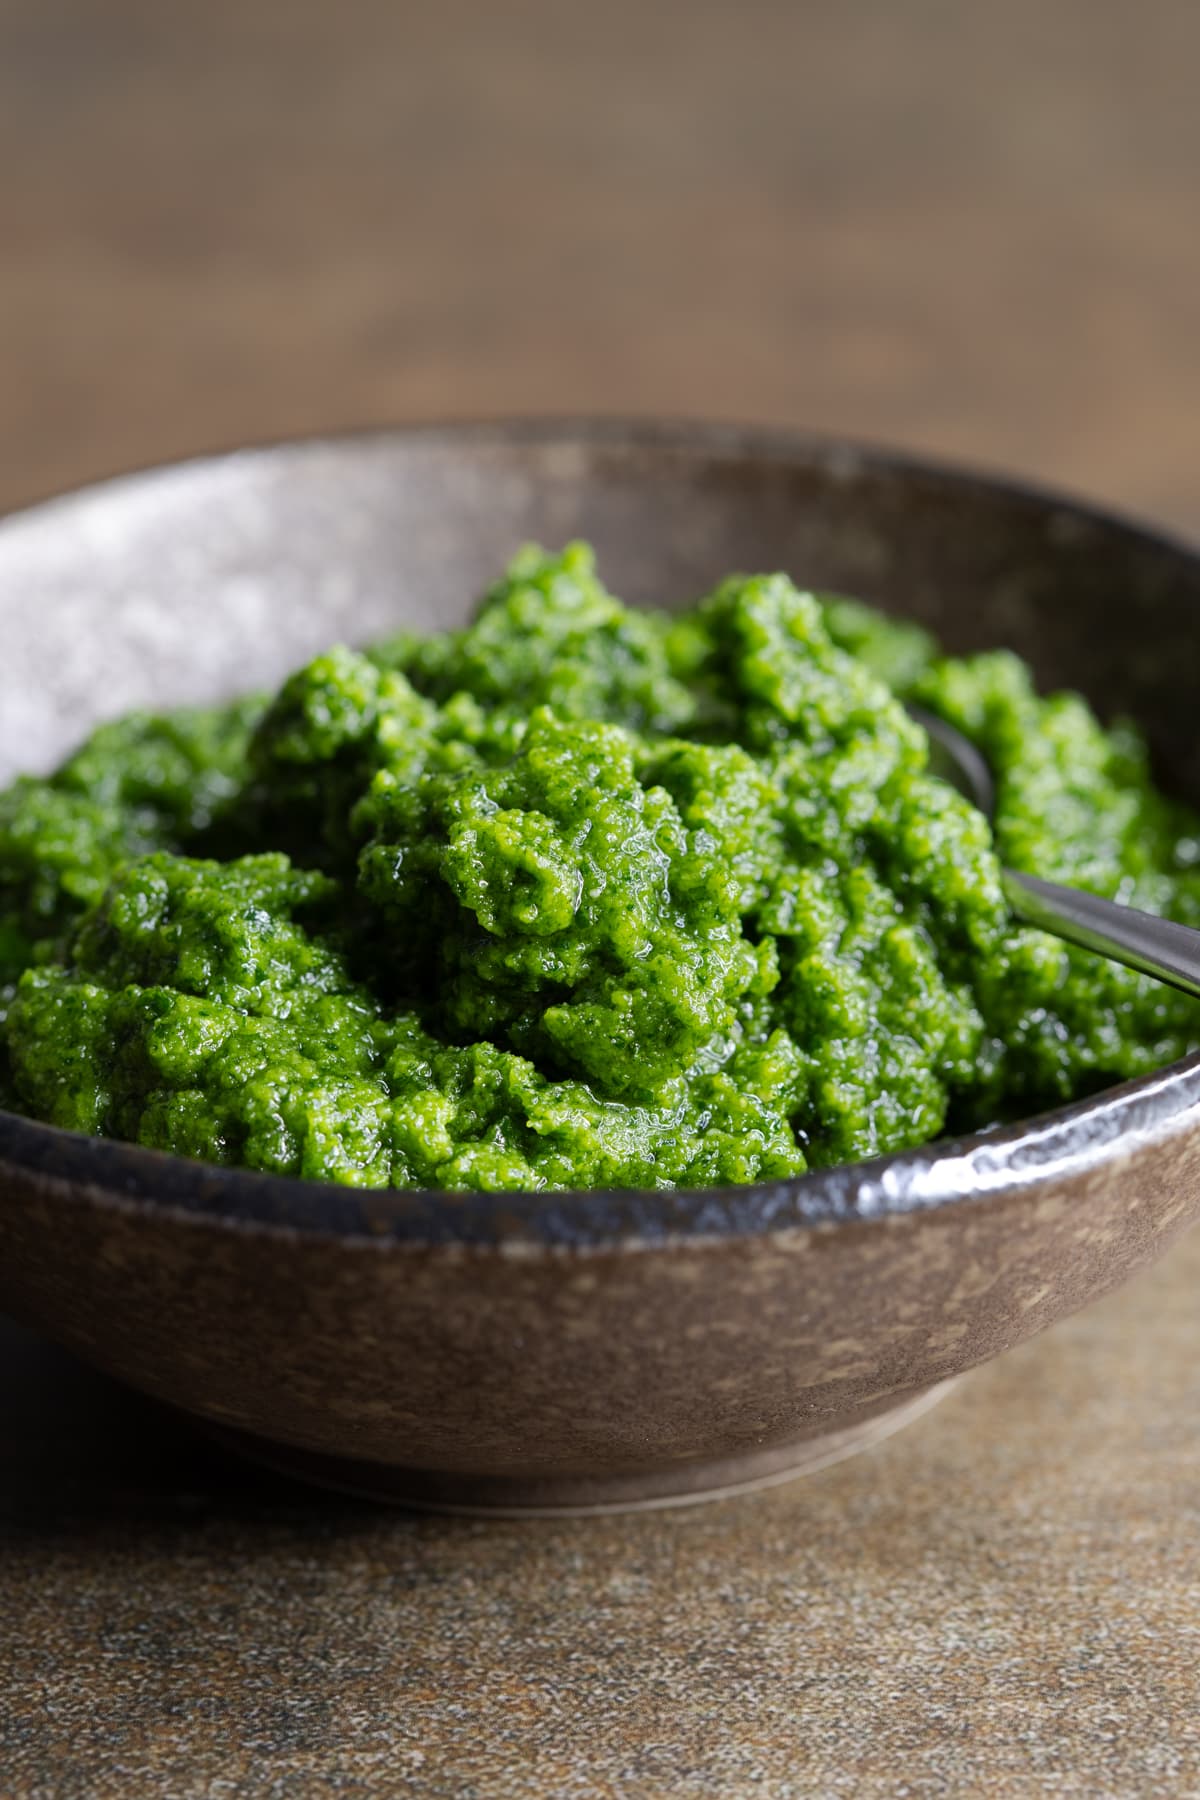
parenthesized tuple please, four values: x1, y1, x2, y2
(3, 414, 1199, 1249)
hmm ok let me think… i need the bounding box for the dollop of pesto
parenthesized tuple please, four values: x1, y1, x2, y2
(2, 542, 1198, 1190)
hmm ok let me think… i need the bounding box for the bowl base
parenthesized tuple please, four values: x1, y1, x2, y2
(208, 1380, 958, 1516)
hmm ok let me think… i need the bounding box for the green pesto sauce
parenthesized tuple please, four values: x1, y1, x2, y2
(3, 542, 1199, 1191)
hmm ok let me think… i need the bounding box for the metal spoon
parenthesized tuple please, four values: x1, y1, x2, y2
(908, 704, 1200, 1000)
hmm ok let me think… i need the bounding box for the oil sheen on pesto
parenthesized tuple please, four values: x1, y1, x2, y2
(2, 544, 1198, 1191)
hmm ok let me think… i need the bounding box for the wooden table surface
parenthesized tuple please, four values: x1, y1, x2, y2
(2, 3, 1199, 1795)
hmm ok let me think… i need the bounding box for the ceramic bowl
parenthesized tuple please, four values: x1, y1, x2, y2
(2, 421, 1199, 1514)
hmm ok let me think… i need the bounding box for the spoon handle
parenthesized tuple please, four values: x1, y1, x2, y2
(1004, 870, 1200, 1000)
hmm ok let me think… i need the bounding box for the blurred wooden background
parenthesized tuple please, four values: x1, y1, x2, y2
(0, 0, 1197, 530)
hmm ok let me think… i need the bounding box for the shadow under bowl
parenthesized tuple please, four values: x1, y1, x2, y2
(2, 420, 1199, 1512)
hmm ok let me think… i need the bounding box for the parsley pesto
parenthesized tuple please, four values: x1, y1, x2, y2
(2, 544, 1198, 1189)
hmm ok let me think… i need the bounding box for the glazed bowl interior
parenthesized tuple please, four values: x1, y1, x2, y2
(5, 421, 1200, 794)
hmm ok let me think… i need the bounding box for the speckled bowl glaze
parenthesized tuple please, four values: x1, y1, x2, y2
(2, 421, 1199, 1514)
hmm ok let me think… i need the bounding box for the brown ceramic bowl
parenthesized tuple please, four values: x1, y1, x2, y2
(2, 421, 1199, 1514)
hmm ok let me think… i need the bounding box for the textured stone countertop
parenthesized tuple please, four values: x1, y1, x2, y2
(2, 0, 1200, 1792)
